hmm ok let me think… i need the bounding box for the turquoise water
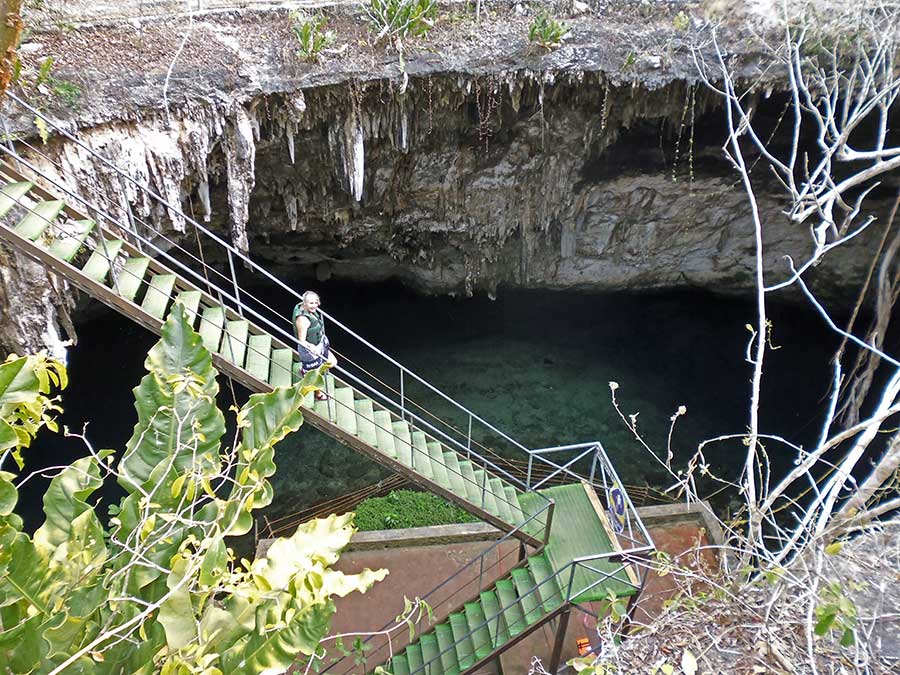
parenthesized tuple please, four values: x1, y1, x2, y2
(20, 283, 839, 530)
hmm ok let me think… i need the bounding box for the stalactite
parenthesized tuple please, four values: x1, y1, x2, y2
(223, 104, 257, 254)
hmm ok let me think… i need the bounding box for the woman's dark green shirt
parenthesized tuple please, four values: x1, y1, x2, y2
(292, 306, 325, 344)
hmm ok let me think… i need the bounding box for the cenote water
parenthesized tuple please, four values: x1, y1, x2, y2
(21, 282, 841, 532)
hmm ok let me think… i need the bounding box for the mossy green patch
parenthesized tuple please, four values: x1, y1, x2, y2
(354, 489, 478, 530)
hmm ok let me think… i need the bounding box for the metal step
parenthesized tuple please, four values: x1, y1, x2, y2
(198, 306, 225, 353)
(373, 410, 397, 459)
(434, 623, 460, 675)
(245, 334, 272, 382)
(490, 477, 514, 523)
(406, 642, 425, 675)
(118, 256, 150, 302)
(15, 199, 64, 240)
(457, 460, 481, 504)
(81, 239, 124, 283)
(528, 553, 563, 612)
(268, 348, 294, 388)
(473, 469, 500, 515)
(426, 441, 450, 488)
(173, 290, 202, 328)
(442, 451, 467, 495)
(510, 568, 542, 625)
(354, 398, 378, 448)
(48, 219, 94, 261)
(449, 612, 475, 670)
(390, 654, 410, 675)
(0, 181, 33, 218)
(141, 273, 176, 319)
(464, 601, 492, 660)
(420, 634, 440, 675)
(411, 431, 434, 480)
(222, 319, 250, 367)
(494, 579, 526, 637)
(479, 590, 509, 647)
(504, 484, 525, 523)
(391, 420, 413, 468)
(333, 386, 357, 436)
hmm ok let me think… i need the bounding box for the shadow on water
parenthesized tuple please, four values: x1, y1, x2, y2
(19, 281, 841, 532)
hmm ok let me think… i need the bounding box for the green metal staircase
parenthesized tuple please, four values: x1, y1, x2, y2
(0, 94, 654, 675)
(0, 162, 547, 546)
(351, 482, 640, 675)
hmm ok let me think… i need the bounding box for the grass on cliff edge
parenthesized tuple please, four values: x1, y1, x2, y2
(354, 489, 478, 530)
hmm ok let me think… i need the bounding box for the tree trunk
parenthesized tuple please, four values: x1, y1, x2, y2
(0, 0, 23, 97)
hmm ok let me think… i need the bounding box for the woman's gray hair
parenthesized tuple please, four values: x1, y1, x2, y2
(300, 290, 320, 304)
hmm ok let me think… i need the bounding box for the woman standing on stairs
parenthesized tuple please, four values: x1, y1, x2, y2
(293, 290, 337, 400)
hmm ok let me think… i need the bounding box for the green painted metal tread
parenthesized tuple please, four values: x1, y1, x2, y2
(354, 398, 378, 448)
(117, 257, 150, 302)
(245, 334, 272, 382)
(406, 643, 424, 675)
(503, 484, 525, 523)
(0, 181, 33, 218)
(528, 553, 563, 612)
(142, 273, 176, 319)
(372, 410, 397, 459)
(479, 590, 509, 647)
(511, 568, 542, 625)
(489, 477, 514, 523)
(434, 623, 459, 675)
(426, 441, 450, 489)
(269, 348, 294, 388)
(464, 602, 492, 660)
(420, 634, 439, 675)
(390, 654, 410, 675)
(473, 469, 499, 515)
(173, 290, 202, 328)
(15, 199, 64, 240)
(222, 319, 250, 366)
(333, 386, 357, 436)
(391, 420, 413, 468)
(441, 451, 467, 495)
(411, 431, 433, 480)
(494, 579, 526, 637)
(82, 239, 124, 283)
(448, 612, 475, 669)
(48, 219, 94, 261)
(198, 306, 225, 353)
(456, 460, 481, 504)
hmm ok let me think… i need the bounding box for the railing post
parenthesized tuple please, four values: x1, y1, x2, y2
(467, 414, 473, 459)
(227, 248, 243, 316)
(480, 467, 487, 509)
(399, 369, 406, 422)
(589, 444, 598, 485)
(549, 605, 572, 674)
(478, 555, 484, 592)
(543, 500, 555, 547)
(527, 453, 534, 490)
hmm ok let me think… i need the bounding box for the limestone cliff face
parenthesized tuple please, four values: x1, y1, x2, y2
(0, 3, 878, 354)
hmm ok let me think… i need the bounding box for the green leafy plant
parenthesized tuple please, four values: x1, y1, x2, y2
(290, 11, 336, 62)
(0, 305, 387, 672)
(672, 10, 690, 31)
(365, 0, 437, 42)
(528, 12, 570, 51)
(814, 581, 858, 647)
(354, 489, 478, 530)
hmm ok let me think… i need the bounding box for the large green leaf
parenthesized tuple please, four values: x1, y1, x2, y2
(0, 472, 17, 516)
(158, 555, 198, 650)
(0, 356, 40, 407)
(0, 531, 58, 611)
(118, 304, 225, 495)
(0, 613, 49, 673)
(34, 454, 105, 553)
(219, 601, 335, 674)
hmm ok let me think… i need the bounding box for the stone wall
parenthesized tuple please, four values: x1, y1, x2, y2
(28, 1, 309, 25)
